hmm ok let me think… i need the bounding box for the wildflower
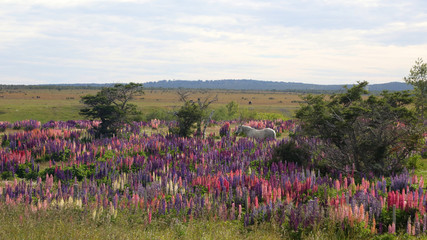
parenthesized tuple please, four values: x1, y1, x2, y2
(371, 218, 376, 234)
(92, 209, 97, 220)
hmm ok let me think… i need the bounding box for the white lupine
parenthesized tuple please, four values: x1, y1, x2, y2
(76, 198, 83, 208)
(169, 179, 174, 195)
(59, 198, 65, 208)
(174, 183, 178, 195)
(68, 196, 74, 205)
(113, 180, 119, 191)
(92, 209, 97, 220)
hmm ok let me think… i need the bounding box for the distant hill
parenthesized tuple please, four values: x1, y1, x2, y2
(0, 80, 412, 92)
(143, 79, 412, 92)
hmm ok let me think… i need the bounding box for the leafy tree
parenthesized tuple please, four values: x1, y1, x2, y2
(176, 90, 217, 138)
(226, 101, 239, 119)
(80, 83, 143, 138)
(295, 81, 423, 176)
(173, 101, 203, 137)
(404, 58, 427, 123)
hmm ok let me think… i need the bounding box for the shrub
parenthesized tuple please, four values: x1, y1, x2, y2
(271, 139, 312, 167)
(295, 81, 424, 176)
(174, 101, 203, 137)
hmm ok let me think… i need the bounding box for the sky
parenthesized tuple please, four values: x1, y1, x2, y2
(0, 0, 426, 85)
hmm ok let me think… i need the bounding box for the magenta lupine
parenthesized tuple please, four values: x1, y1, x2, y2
(2, 119, 427, 236)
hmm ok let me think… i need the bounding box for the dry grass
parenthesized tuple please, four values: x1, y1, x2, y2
(0, 88, 306, 123)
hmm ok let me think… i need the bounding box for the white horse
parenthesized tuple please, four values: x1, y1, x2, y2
(235, 125, 276, 140)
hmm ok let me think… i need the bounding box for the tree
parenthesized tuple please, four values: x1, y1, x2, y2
(173, 101, 203, 137)
(176, 90, 218, 138)
(80, 83, 143, 138)
(226, 101, 239, 119)
(295, 81, 423, 176)
(404, 58, 427, 123)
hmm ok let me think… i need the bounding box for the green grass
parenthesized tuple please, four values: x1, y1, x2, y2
(0, 88, 301, 123)
(0, 100, 83, 123)
(2, 206, 417, 240)
(414, 156, 427, 181)
(1, 205, 403, 240)
(0, 206, 284, 240)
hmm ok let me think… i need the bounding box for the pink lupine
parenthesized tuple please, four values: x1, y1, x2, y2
(254, 196, 259, 209)
(359, 204, 364, 222)
(419, 200, 425, 215)
(335, 179, 340, 191)
(371, 218, 377, 234)
(247, 195, 251, 210)
(388, 223, 396, 234)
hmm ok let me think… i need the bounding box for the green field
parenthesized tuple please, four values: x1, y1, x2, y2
(0, 88, 302, 123)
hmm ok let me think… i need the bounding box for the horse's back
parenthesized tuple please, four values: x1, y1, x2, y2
(264, 128, 276, 139)
(242, 125, 276, 140)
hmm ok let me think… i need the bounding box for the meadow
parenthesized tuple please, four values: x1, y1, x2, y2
(0, 88, 302, 123)
(0, 87, 426, 240)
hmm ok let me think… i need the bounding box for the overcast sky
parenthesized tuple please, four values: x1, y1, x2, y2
(1, 0, 426, 85)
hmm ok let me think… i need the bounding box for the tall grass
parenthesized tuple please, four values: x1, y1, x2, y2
(1, 204, 410, 239)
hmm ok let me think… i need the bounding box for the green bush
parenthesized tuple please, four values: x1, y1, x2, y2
(144, 108, 175, 121)
(271, 139, 312, 167)
(212, 106, 228, 121)
(175, 101, 203, 137)
(0, 171, 13, 180)
(406, 154, 422, 170)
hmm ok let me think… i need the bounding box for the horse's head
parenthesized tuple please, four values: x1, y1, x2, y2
(235, 125, 243, 135)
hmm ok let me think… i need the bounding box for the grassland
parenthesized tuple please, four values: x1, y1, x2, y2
(0, 88, 304, 123)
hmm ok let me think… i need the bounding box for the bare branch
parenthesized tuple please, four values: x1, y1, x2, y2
(177, 90, 192, 102)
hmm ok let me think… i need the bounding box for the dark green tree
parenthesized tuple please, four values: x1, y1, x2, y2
(176, 90, 217, 138)
(173, 101, 203, 137)
(80, 82, 143, 138)
(404, 58, 427, 123)
(295, 81, 423, 176)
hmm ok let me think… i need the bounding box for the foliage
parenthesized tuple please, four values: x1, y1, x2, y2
(404, 58, 427, 122)
(80, 83, 143, 138)
(295, 81, 423, 176)
(239, 107, 257, 121)
(255, 112, 286, 121)
(144, 108, 175, 121)
(271, 139, 312, 167)
(212, 101, 240, 121)
(176, 90, 218, 137)
(173, 101, 203, 137)
(226, 101, 239, 119)
(212, 106, 228, 121)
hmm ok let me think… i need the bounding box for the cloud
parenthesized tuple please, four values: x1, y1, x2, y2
(0, 0, 426, 85)
(0, 0, 154, 8)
